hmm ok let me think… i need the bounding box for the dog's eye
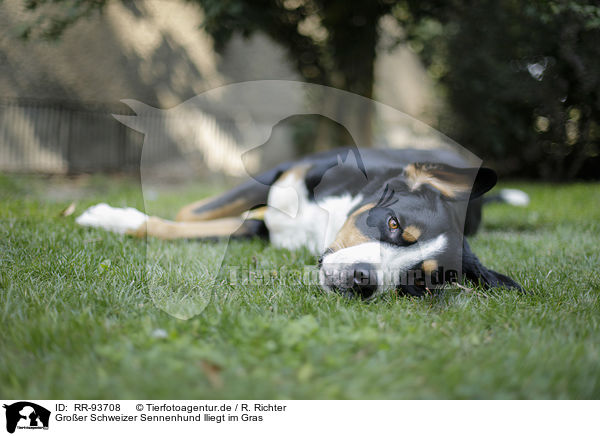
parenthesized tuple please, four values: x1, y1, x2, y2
(387, 217, 399, 231)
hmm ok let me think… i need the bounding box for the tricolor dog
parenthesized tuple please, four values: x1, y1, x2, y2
(77, 147, 526, 299)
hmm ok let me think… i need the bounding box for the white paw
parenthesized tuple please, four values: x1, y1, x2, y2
(75, 203, 148, 234)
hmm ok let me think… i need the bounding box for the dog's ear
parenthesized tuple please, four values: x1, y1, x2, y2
(469, 167, 497, 200)
(462, 240, 524, 291)
(404, 163, 497, 200)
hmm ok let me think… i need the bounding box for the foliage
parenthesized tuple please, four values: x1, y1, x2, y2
(13, 0, 600, 178)
(394, 0, 600, 178)
(16, 0, 107, 39)
(190, 0, 600, 177)
(198, 0, 397, 97)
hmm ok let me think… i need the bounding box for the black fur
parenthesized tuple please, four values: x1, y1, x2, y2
(462, 240, 524, 291)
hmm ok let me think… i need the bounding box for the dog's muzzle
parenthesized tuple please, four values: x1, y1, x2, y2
(319, 262, 378, 299)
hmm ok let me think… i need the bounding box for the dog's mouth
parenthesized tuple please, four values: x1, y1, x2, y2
(318, 262, 380, 300)
(317, 262, 433, 299)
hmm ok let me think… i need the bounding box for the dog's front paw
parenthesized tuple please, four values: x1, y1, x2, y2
(76, 203, 148, 234)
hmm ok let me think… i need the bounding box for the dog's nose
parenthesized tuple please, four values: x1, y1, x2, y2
(351, 262, 378, 299)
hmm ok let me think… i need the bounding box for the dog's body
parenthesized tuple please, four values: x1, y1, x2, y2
(77, 147, 525, 298)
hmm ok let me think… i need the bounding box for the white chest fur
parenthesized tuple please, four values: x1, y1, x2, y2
(264, 171, 362, 255)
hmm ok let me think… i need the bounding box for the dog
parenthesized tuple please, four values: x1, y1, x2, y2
(77, 146, 526, 299)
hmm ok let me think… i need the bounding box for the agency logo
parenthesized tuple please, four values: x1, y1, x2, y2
(3, 402, 50, 434)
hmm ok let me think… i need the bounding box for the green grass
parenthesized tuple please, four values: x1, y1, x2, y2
(1, 174, 599, 399)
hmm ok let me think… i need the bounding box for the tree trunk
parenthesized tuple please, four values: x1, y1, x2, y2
(314, 3, 384, 149)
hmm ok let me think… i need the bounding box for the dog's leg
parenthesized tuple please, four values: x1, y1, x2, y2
(130, 215, 267, 240)
(461, 240, 524, 291)
(77, 162, 293, 235)
(175, 195, 256, 222)
(175, 164, 295, 222)
(76, 202, 268, 239)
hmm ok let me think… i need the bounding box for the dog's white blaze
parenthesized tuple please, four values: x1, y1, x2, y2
(265, 171, 362, 254)
(75, 203, 148, 234)
(319, 234, 448, 295)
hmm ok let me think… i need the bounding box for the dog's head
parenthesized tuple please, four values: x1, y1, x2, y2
(318, 162, 517, 298)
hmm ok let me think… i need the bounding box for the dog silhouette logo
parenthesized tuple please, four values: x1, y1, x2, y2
(3, 402, 50, 433)
(99, 80, 485, 318)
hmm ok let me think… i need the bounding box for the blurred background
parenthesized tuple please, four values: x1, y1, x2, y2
(1, 0, 599, 180)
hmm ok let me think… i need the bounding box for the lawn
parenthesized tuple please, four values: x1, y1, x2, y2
(1, 173, 599, 399)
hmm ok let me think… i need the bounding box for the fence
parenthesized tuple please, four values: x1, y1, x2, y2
(0, 98, 143, 174)
(1, 96, 457, 178)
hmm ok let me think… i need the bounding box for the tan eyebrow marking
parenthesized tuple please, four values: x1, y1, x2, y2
(328, 203, 375, 252)
(402, 225, 421, 243)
